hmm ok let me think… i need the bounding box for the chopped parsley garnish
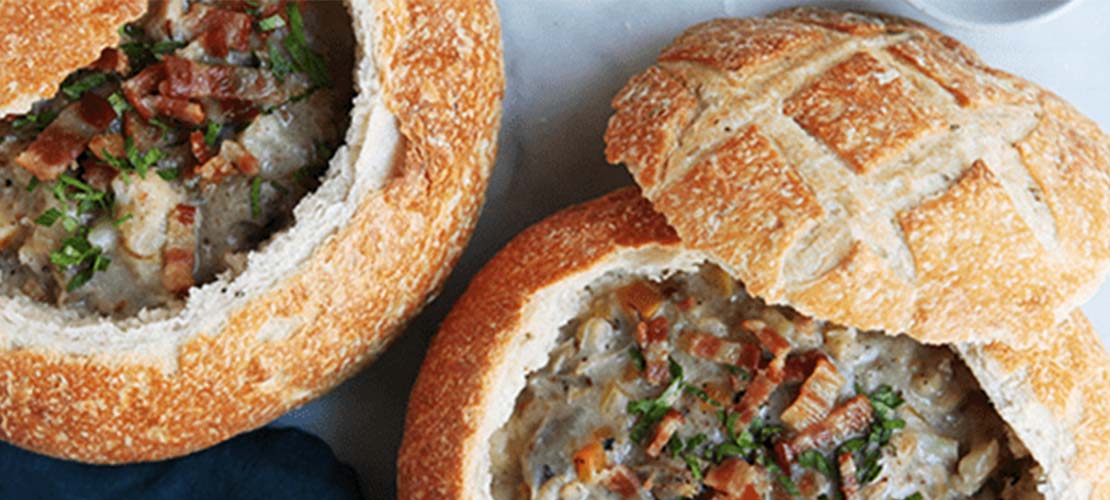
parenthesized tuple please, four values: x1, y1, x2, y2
(628, 347, 646, 372)
(831, 384, 907, 486)
(157, 167, 181, 181)
(35, 208, 63, 227)
(267, 39, 294, 81)
(12, 111, 57, 131)
(681, 453, 703, 480)
(104, 137, 164, 180)
(258, 14, 286, 31)
(683, 384, 722, 407)
(627, 358, 685, 443)
(50, 234, 111, 292)
(282, 3, 332, 88)
(903, 493, 924, 500)
(149, 118, 173, 140)
(250, 176, 264, 218)
(62, 73, 108, 99)
(798, 450, 836, 479)
(26, 178, 40, 192)
(204, 121, 223, 147)
(112, 213, 133, 227)
(108, 92, 131, 115)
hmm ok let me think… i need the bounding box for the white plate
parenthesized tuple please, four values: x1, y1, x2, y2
(903, 0, 1083, 30)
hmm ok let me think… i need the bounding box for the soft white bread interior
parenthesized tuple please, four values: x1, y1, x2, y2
(398, 188, 1110, 499)
(0, 0, 503, 463)
(605, 7, 1110, 347)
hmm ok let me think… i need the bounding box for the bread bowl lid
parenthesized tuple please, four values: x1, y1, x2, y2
(604, 6, 1110, 346)
(0, 0, 147, 116)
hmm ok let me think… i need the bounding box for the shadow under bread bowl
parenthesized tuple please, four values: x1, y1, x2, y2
(0, 0, 502, 462)
(398, 188, 1110, 499)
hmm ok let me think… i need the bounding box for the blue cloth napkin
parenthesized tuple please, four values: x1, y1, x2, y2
(0, 427, 363, 500)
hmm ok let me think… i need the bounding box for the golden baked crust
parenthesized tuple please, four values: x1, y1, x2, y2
(605, 7, 1110, 346)
(0, 0, 147, 116)
(0, 0, 503, 462)
(398, 188, 1110, 499)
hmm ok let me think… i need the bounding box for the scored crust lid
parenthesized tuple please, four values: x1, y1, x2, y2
(398, 188, 1110, 499)
(604, 7, 1110, 346)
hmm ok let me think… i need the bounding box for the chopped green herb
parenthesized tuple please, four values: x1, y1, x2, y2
(149, 118, 173, 140)
(151, 40, 186, 56)
(268, 180, 289, 195)
(857, 449, 883, 484)
(35, 208, 63, 227)
(902, 493, 924, 500)
(112, 213, 133, 227)
(119, 23, 143, 39)
(12, 111, 57, 131)
(666, 435, 685, 458)
(283, 3, 332, 87)
(258, 14, 286, 31)
(683, 384, 722, 407)
(108, 137, 164, 179)
(108, 92, 131, 115)
(26, 178, 40, 192)
(204, 121, 223, 147)
(156, 167, 181, 181)
(61, 215, 81, 233)
(250, 176, 263, 218)
(798, 450, 836, 479)
(268, 39, 293, 81)
(681, 453, 703, 480)
(628, 348, 645, 372)
(62, 73, 108, 99)
(837, 437, 867, 454)
(684, 433, 708, 454)
(627, 361, 684, 444)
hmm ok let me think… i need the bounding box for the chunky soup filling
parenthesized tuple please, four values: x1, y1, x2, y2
(493, 264, 1043, 500)
(0, 0, 350, 316)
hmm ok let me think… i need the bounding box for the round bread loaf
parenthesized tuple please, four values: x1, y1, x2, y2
(398, 188, 1109, 499)
(605, 7, 1110, 346)
(0, 0, 502, 462)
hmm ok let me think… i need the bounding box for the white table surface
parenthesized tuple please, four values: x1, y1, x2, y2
(276, 1, 1110, 497)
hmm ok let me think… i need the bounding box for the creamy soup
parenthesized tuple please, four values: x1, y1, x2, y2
(0, 0, 351, 316)
(492, 264, 1042, 499)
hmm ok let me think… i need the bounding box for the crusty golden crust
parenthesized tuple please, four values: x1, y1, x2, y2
(0, 0, 503, 462)
(0, 0, 147, 116)
(398, 188, 681, 499)
(605, 7, 1110, 346)
(399, 188, 1110, 499)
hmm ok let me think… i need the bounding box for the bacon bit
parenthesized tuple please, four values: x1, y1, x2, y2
(780, 395, 873, 465)
(123, 62, 167, 118)
(189, 130, 214, 163)
(162, 204, 198, 294)
(144, 95, 205, 125)
(88, 47, 129, 74)
(783, 351, 829, 383)
(573, 441, 607, 483)
(181, 5, 253, 58)
(728, 371, 750, 393)
(636, 316, 671, 385)
(675, 296, 696, 311)
(161, 56, 308, 106)
(196, 155, 235, 183)
(603, 466, 643, 498)
(645, 409, 684, 458)
(678, 330, 754, 366)
(616, 281, 665, 320)
(736, 342, 763, 374)
(220, 140, 260, 176)
(704, 458, 769, 500)
(838, 452, 861, 499)
(123, 111, 162, 152)
(88, 133, 125, 161)
(733, 366, 784, 426)
(781, 358, 845, 432)
(743, 320, 792, 362)
(15, 93, 116, 181)
(80, 158, 118, 190)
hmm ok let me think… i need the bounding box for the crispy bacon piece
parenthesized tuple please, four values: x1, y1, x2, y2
(124, 111, 163, 152)
(143, 95, 205, 125)
(678, 330, 755, 366)
(197, 155, 235, 183)
(189, 130, 214, 164)
(88, 133, 125, 161)
(123, 62, 167, 118)
(781, 357, 845, 432)
(220, 140, 259, 176)
(736, 341, 763, 374)
(779, 395, 873, 465)
(162, 204, 198, 294)
(161, 56, 309, 107)
(15, 93, 116, 181)
(616, 281, 664, 319)
(573, 441, 607, 483)
(645, 409, 684, 458)
(89, 47, 129, 74)
(80, 158, 118, 190)
(744, 319, 792, 368)
(180, 5, 253, 58)
(636, 316, 671, 385)
(603, 466, 643, 498)
(704, 458, 770, 500)
(733, 366, 784, 426)
(783, 350, 829, 383)
(838, 452, 861, 499)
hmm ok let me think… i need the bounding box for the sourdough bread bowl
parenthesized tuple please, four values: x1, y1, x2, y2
(0, 0, 502, 462)
(399, 7, 1110, 500)
(398, 188, 1110, 499)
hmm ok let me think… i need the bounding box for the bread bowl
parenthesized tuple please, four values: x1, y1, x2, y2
(398, 188, 1109, 499)
(0, 0, 502, 462)
(399, 8, 1110, 499)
